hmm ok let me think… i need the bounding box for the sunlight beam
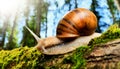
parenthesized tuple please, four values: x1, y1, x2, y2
(0, 0, 25, 15)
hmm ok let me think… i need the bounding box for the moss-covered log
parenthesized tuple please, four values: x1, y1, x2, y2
(1, 24, 120, 69)
(86, 24, 120, 69)
(87, 39, 120, 69)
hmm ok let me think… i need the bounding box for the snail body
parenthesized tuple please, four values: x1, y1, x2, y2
(25, 8, 101, 55)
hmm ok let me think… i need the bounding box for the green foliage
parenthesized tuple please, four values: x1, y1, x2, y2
(89, 24, 120, 46)
(107, 0, 119, 24)
(0, 46, 42, 69)
(6, 23, 19, 50)
(107, 0, 117, 15)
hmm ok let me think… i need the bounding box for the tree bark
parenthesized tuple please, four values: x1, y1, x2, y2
(86, 39, 120, 68)
(0, 17, 9, 48)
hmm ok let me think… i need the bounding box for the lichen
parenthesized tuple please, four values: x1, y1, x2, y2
(89, 24, 120, 46)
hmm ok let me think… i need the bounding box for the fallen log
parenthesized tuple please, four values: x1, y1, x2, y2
(86, 39, 120, 69)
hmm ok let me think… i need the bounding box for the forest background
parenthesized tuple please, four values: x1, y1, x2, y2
(0, 0, 119, 50)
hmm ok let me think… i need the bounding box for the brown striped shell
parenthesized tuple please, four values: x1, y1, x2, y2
(56, 8, 97, 40)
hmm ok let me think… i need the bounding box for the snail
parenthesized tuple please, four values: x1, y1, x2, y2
(25, 8, 101, 55)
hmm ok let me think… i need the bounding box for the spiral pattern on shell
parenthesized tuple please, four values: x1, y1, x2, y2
(56, 8, 97, 40)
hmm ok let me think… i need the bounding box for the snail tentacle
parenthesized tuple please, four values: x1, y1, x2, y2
(25, 26, 48, 52)
(25, 26, 40, 42)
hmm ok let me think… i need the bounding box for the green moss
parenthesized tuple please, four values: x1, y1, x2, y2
(62, 46, 91, 69)
(89, 24, 120, 46)
(0, 46, 43, 69)
(43, 46, 91, 69)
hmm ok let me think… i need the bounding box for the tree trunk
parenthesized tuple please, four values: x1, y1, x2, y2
(0, 17, 9, 48)
(75, 0, 77, 8)
(45, 12, 48, 37)
(69, 0, 72, 10)
(6, 14, 17, 49)
(91, 0, 101, 33)
(35, 0, 42, 38)
(107, 0, 116, 23)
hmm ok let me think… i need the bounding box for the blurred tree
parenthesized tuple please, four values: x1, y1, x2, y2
(21, 0, 48, 47)
(24, 0, 31, 26)
(20, 0, 32, 47)
(0, 22, 7, 48)
(65, 0, 71, 10)
(0, 16, 10, 49)
(34, 0, 49, 37)
(91, 0, 101, 33)
(114, 0, 120, 11)
(6, 13, 19, 50)
(75, 0, 78, 8)
(91, 0, 113, 32)
(21, 16, 37, 47)
(107, 0, 117, 23)
(0, 28, 2, 49)
(45, 9, 48, 37)
(34, 0, 42, 37)
(114, 0, 120, 26)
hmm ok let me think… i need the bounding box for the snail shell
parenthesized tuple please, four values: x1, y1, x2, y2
(57, 8, 97, 41)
